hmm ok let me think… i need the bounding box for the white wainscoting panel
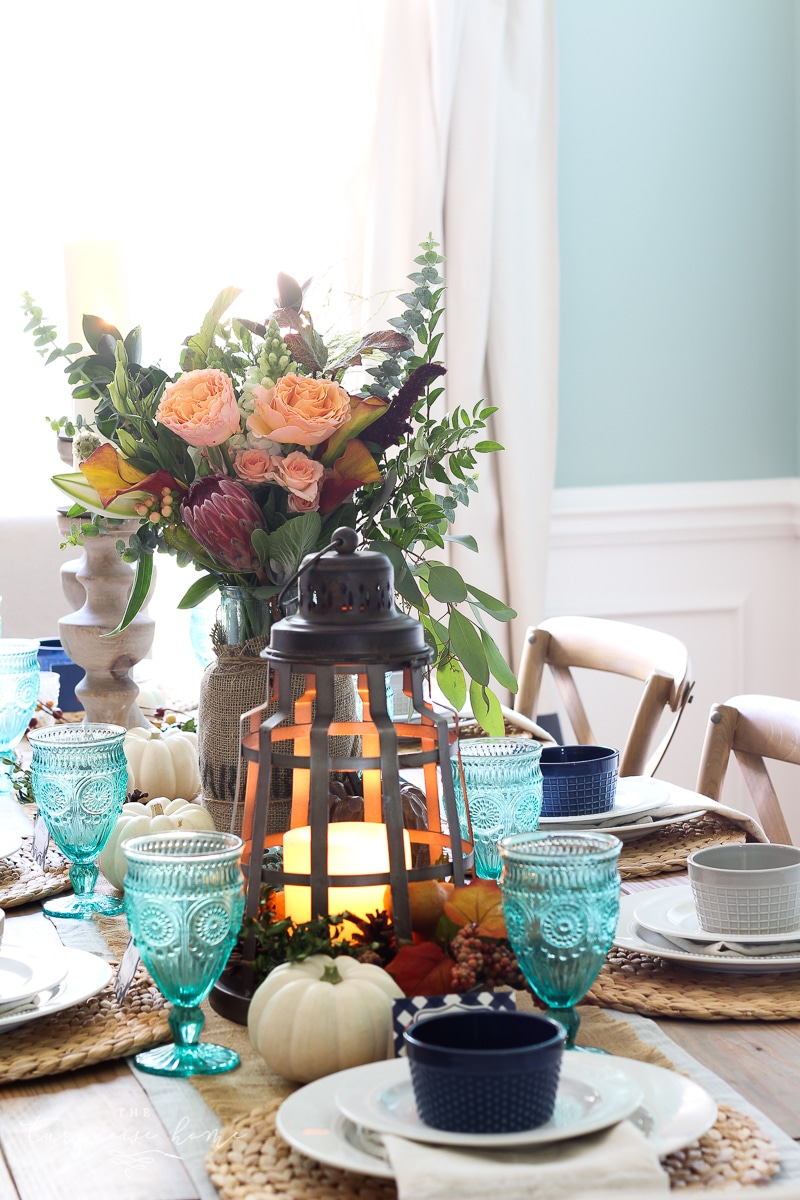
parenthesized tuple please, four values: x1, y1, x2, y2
(545, 478, 800, 844)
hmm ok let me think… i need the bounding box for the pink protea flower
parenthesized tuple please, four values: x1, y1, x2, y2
(180, 475, 266, 574)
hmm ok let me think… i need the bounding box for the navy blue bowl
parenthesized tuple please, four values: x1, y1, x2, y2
(540, 745, 618, 818)
(403, 1010, 565, 1133)
(37, 638, 83, 712)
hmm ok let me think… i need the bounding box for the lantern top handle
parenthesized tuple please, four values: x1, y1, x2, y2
(278, 526, 360, 611)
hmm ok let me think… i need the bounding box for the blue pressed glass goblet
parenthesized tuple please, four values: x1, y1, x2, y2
(0, 639, 41, 792)
(28, 723, 128, 918)
(123, 830, 245, 1077)
(452, 739, 543, 880)
(499, 831, 621, 1049)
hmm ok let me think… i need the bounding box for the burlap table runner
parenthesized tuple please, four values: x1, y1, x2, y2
(199, 999, 780, 1197)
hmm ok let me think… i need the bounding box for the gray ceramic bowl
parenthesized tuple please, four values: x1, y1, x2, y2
(687, 843, 800, 935)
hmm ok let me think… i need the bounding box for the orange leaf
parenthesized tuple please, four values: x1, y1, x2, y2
(443, 880, 507, 939)
(384, 942, 455, 996)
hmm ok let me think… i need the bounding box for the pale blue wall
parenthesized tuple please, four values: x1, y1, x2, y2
(555, 0, 797, 488)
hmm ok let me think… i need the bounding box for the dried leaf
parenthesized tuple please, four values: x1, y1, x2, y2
(384, 942, 454, 996)
(443, 880, 507, 939)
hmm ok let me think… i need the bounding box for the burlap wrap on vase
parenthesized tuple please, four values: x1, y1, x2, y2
(198, 633, 359, 836)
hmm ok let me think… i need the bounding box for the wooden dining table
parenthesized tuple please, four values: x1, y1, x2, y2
(0, 793, 799, 1200)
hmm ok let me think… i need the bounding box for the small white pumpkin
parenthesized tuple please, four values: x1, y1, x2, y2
(248, 953, 403, 1083)
(98, 796, 216, 890)
(124, 727, 200, 801)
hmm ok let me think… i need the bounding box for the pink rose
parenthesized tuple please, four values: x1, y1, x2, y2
(156, 369, 241, 447)
(246, 373, 351, 447)
(233, 448, 276, 484)
(272, 451, 324, 511)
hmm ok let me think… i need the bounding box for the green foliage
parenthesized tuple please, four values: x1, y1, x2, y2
(360, 235, 515, 730)
(238, 885, 358, 984)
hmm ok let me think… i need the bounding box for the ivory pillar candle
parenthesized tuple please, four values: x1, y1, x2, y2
(283, 821, 411, 934)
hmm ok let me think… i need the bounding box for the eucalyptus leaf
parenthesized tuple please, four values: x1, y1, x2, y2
(442, 533, 479, 553)
(466, 584, 517, 622)
(480, 629, 518, 693)
(437, 657, 467, 711)
(468, 680, 504, 737)
(427, 562, 468, 603)
(448, 610, 489, 685)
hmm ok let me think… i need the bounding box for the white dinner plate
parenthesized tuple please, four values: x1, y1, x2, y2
(538, 777, 672, 829)
(335, 1055, 642, 1149)
(276, 1053, 718, 1179)
(615, 893, 800, 973)
(634, 884, 800, 946)
(0, 948, 69, 1008)
(0, 828, 24, 859)
(0, 947, 112, 1032)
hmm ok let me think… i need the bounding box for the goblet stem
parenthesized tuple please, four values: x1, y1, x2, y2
(546, 1005, 581, 1050)
(132, 1006, 240, 1078)
(170, 1004, 205, 1048)
(69, 863, 98, 895)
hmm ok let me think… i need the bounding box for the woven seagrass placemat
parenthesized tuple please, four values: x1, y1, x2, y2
(0, 962, 170, 1082)
(203, 1005, 780, 1197)
(586, 947, 800, 1020)
(0, 836, 72, 908)
(619, 813, 746, 880)
(205, 1098, 779, 1198)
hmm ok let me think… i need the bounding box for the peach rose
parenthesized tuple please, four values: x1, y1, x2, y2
(233, 448, 276, 484)
(272, 451, 324, 510)
(246, 373, 351, 447)
(156, 369, 241, 447)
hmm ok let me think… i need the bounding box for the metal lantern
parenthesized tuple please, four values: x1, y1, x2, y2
(211, 527, 473, 1022)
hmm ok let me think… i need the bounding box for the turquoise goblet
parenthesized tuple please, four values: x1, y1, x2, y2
(123, 831, 245, 1077)
(452, 739, 543, 880)
(0, 639, 41, 792)
(499, 831, 621, 1049)
(28, 723, 128, 918)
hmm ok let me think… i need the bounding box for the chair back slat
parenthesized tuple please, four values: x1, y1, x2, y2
(515, 615, 693, 778)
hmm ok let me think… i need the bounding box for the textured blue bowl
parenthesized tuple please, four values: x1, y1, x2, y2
(37, 639, 83, 712)
(404, 1010, 565, 1133)
(540, 745, 619, 818)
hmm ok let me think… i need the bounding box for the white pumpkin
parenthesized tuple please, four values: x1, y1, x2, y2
(124, 727, 200, 801)
(248, 953, 403, 1083)
(98, 796, 216, 890)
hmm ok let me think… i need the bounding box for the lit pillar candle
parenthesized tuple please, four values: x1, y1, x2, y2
(283, 821, 411, 936)
(63, 239, 130, 424)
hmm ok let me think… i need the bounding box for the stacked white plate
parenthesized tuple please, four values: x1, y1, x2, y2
(615, 885, 800, 973)
(0, 829, 24, 859)
(0, 944, 113, 1030)
(538, 777, 704, 842)
(276, 1052, 718, 1178)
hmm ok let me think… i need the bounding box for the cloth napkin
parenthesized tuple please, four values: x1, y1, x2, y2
(382, 1119, 669, 1200)
(593, 782, 768, 842)
(656, 933, 800, 957)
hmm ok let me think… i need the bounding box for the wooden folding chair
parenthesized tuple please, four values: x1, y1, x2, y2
(695, 694, 800, 844)
(514, 615, 694, 777)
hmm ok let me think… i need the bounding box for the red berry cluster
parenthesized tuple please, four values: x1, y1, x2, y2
(450, 923, 526, 992)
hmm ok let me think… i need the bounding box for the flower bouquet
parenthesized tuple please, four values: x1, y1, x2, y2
(23, 237, 516, 730)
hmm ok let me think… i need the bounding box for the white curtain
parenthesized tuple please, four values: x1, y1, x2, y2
(351, 0, 559, 682)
